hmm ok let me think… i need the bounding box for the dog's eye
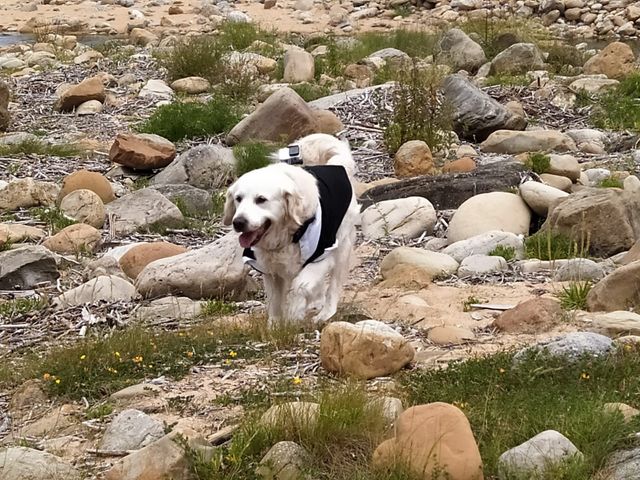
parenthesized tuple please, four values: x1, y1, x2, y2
(255, 196, 267, 205)
(235, 195, 243, 203)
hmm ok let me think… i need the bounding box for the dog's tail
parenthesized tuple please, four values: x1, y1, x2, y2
(299, 134, 358, 182)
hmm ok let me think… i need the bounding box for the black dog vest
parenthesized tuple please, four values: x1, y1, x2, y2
(243, 165, 352, 273)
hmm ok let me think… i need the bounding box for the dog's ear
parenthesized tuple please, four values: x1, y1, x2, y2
(222, 188, 236, 226)
(284, 190, 306, 226)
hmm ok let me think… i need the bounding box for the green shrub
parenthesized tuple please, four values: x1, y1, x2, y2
(290, 82, 331, 102)
(488, 245, 517, 261)
(597, 176, 624, 189)
(590, 72, 640, 132)
(524, 230, 587, 261)
(404, 348, 640, 478)
(557, 281, 592, 310)
(0, 139, 83, 157)
(544, 42, 587, 75)
(233, 142, 276, 177)
(137, 98, 241, 142)
(29, 207, 76, 233)
(524, 152, 551, 174)
(382, 63, 454, 154)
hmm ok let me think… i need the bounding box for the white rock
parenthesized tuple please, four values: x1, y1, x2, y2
(100, 409, 165, 452)
(458, 254, 508, 277)
(589, 311, 640, 337)
(361, 197, 437, 240)
(0, 447, 82, 480)
(139, 79, 174, 100)
(54, 275, 136, 307)
(380, 247, 459, 279)
(519, 181, 569, 216)
(443, 231, 525, 263)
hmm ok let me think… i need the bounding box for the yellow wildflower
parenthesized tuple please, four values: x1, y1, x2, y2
(229, 350, 237, 358)
(186, 351, 194, 358)
(292, 376, 302, 385)
(581, 372, 590, 380)
(133, 355, 143, 364)
(80, 354, 86, 360)
(55, 379, 61, 384)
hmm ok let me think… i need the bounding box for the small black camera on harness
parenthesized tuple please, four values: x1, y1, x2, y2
(277, 144, 303, 165)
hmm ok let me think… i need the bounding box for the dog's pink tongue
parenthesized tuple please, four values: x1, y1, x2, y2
(239, 231, 258, 248)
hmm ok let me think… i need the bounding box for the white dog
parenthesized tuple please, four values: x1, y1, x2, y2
(223, 134, 360, 325)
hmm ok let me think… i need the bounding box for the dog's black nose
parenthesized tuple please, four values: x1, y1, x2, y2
(233, 217, 247, 232)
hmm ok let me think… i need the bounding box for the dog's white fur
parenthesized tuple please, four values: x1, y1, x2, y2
(223, 133, 359, 325)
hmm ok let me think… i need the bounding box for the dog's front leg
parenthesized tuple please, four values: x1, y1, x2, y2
(263, 274, 286, 325)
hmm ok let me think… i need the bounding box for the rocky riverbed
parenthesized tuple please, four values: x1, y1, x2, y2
(1, 6, 640, 480)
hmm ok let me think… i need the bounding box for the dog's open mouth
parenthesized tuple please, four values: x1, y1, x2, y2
(239, 220, 271, 248)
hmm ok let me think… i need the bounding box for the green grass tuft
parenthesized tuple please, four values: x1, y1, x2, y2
(590, 73, 640, 132)
(403, 348, 640, 479)
(137, 98, 241, 142)
(597, 176, 624, 189)
(524, 231, 587, 261)
(524, 152, 551, 175)
(488, 245, 517, 261)
(557, 281, 592, 310)
(29, 207, 77, 233)
(0, 297, 47, 318)
(290, 82, 331, 102)
(232, 142, 276, 177)
(201, 299, 237, 317)
(0, 139, 83, 158)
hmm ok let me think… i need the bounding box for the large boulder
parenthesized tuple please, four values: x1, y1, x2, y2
(55, 76, 105, 112)
(437, 28, 486, 73)
(498, 430, 582, 478)
(494, 297, 563, 334)
(149, 184, 216, 218)
(544, 187, 640, 257)
(283, 47, 315, 83)
(0, 245, 58, 289)
(58, 170, 115, 204)
(0, 178, 59, 211)
(373, 403, 484, 480)
(481, 130, 577, 154)
(150, 145, 235, 190)
(226, 88, 319, 146)
(361, 197, 437, 240)
(443, 74, 526, 142)
(109, 133, 176, 171)
(587, 260, 640, 312)
(447, 192, 531, 243)
(54, 275, 137, 307)
(583, 42, 636, 80)
(380, 247, 459, 280)
(119, 242, 188, 279)
(489, 43, 545, 75)
(0, 81, 10, 131)
(0, 447, 82, 480)
(105, 189, 185, 235)
(320, 320, 415, 379)
(135, 232, 251, 300)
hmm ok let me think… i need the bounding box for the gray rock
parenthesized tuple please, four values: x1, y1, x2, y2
(150, 184, 216, 218)
(553, 258, 605, 282)
(604, 447, 640, 479)
(0, 245, 59, 289)
(135, 296, 204, 322)
(256, 441, 310, 480)
(437, 28, 486, 73)
(490, 43, 546, 75)
(105, 188, 185, 235)
(514, 332, 613, 363)
(498, 430, 582, 479)
(54, 275, 137, 307)
(135, 232, 252, 300)
(458, 254, 508, 277)
(443, 74, 525, 142)
(369, 396, 404, 428)
(100, 409, 165, 452)
(151, 145, 236, 190)
(361, 197, 437, 240)
(443, 231, 525, 263)
(0, 447, 82, 480)
(139, 79, 174, 100)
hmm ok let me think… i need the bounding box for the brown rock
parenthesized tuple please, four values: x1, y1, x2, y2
(59, 189, 106, 228)
(320, 320, 415, 379)
(109, 133, 177, 171)
(545, 187, 640, 257)
(428, 326, 475, 345)
(129, 28, 159, 47)
(58, 170, 115, 205)
(621, 239, 640, 265)
(43, 224, 102, 254)
(583, 42, 636, 80)
(343, 63, 373, 88)
(0, 178, 59, 211)
(313, 109, 344, 135)
(168, 5, 184, 14)
(378, 264, 433, 290)
(119, 242, 188, 279)
(494, 297, 563, 334)
(373, 403, 484, 480)
(603, 402, 640, 423)
(443, 157, 477, 174)
(394, 140, 435, 178)
(587, 260, 640, 312)
(0, 223, 46, 243)
(264, 0, 277, 8)
(226, 87, 319, 146)
(0, 81, 10, 131)
(56, 76, 105, 112)
(10, 379, 48, 415)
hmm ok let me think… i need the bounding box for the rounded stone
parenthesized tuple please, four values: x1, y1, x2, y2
(59, 189, 106, 228)
(58, 169, 115, 205)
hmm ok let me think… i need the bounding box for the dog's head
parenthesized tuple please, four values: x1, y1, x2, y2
(223, 164, 318, 249)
